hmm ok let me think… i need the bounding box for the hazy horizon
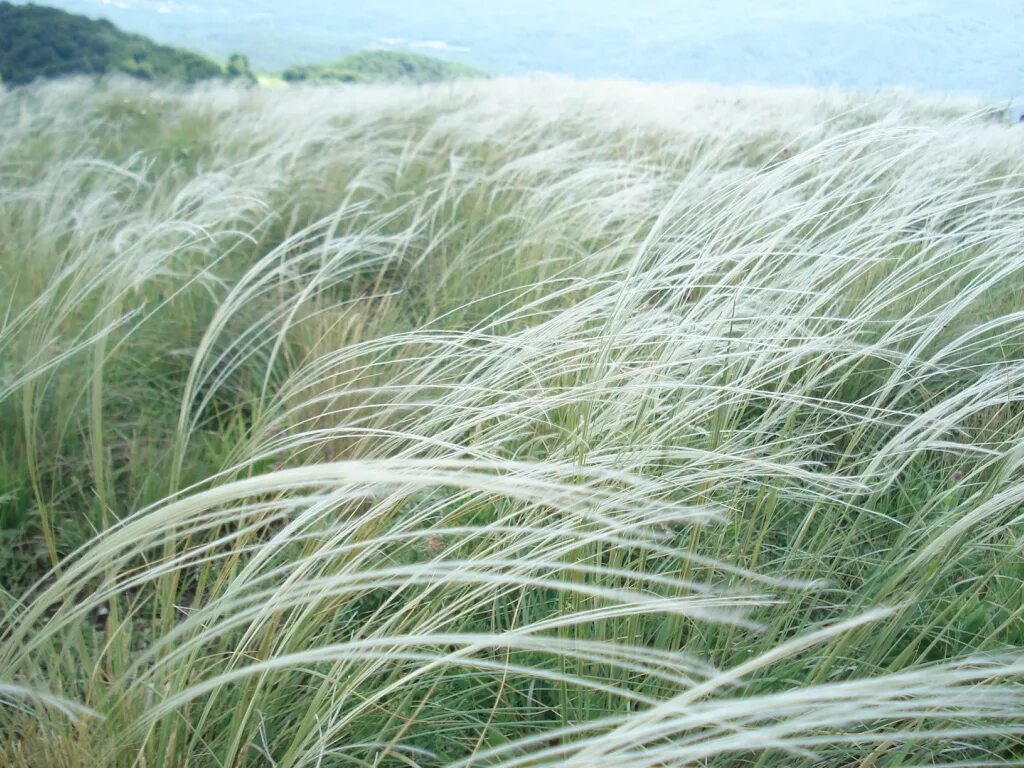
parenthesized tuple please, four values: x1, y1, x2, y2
(8, 1, 1024, 102)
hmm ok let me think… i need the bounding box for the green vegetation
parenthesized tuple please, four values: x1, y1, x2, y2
(225, 52, 257, 85)
(0, 78, 1022, 766)
(0, 1, 223, 86)
(0, 3, 484, 90)
(281, 49, 485, 84)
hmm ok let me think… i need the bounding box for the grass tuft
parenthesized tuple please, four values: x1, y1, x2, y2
(0, 76, 1022, 766)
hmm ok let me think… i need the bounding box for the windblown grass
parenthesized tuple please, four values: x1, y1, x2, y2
(0, 76, 1022, 766)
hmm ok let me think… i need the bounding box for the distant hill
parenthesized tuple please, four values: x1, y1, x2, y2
(0, 2, 223, 86)
(9, 1, 1022, 101)
(281, 50, 485, 85)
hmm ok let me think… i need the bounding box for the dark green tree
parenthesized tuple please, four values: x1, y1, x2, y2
(226, 52, 257, 85)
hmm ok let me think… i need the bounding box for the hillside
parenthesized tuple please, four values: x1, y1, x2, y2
(281, 49, 484, 84)
(0, 2, 222, 86)
(1, 79, 1023, 765)
(11, 1, 1023, 101)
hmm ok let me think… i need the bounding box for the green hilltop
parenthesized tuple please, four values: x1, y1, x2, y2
(281, 50, 485, 85)
(0, 2, 226, 86)
(0, 3, 486, 89)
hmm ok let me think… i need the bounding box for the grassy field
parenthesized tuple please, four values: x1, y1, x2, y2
(0, 76, 1023, 767)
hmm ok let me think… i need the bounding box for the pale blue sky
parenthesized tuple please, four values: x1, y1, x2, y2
(15, 1, 1024, 102)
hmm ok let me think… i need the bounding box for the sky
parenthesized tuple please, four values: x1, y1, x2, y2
(16, 1, 1024, 103)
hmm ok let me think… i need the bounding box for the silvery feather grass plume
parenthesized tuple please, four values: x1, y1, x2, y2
(0, 76, 1022, 766)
